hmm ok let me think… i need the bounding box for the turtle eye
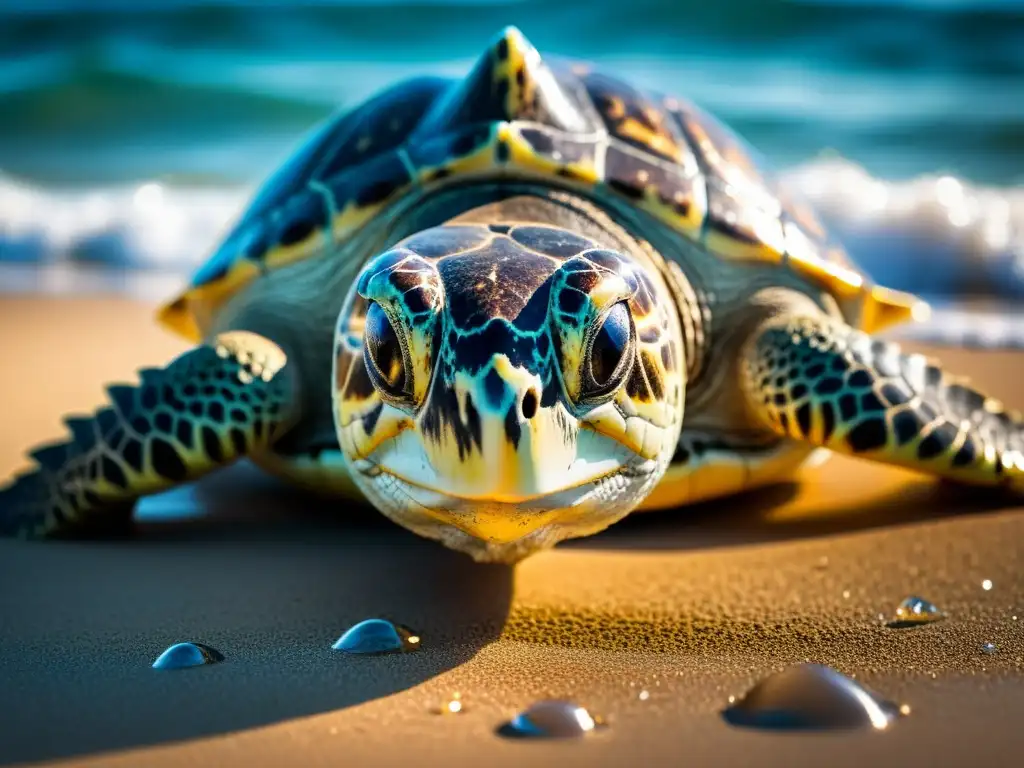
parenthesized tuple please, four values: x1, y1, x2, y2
(581, 302, 633, 401)
(363, 302, 411, 402)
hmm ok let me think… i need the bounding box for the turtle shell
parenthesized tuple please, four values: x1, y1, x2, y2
(158, 26, 926, 342)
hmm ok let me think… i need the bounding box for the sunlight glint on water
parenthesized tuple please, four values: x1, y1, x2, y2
(887, 596, 945, 628)
(331, 619, 421, 654)
(500, 700, 600, 739)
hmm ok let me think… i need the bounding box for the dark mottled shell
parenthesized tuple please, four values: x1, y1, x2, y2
(158, 26, 920, 342)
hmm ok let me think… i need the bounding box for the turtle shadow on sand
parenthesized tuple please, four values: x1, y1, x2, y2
(0, 462, 512, 767)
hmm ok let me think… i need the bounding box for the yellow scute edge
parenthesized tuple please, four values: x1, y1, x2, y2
(860, 284, 931, 334)
(155, 260, 262, 343)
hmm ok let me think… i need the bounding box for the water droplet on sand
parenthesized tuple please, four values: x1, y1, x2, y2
(982, 579, 993, 591)
(888, 596, 945, 628)
(638, 690, 650, 701)
(499, 700, 599, 739)
(152, 642, 223, 670)
(432, 692, 465, 715)
(899, 703, 912, 716)
(722, 664, 899, 731)
(982, 642, 998, 654)
(332, 619, 420, 654)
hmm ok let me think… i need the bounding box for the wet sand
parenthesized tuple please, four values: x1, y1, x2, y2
(0, 296, 1022, 768)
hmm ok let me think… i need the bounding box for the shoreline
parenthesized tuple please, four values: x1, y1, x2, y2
(0, 296, 1021, 768)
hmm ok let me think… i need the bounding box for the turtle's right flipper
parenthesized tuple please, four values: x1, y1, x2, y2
(0, 331, 299, 539)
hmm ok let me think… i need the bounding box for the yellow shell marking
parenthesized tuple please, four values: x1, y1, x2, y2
(786, 243, 864, 300)
(330, 199, 390, 245)
(492, 27, 536, 119)
(860, 284, 931, 334)
(499, 123, 600, 185)
(704, 196, 787, 264)
(633, 176, 707, 242)
(156, 259, 262, 343)
(616, 113, 685, 166)
(414, 124, 505, 184)
(264, 228, 328, 271)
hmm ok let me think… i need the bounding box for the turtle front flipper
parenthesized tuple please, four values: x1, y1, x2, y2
(0, 331, 299, 539)
(740, 314, 1023, 489)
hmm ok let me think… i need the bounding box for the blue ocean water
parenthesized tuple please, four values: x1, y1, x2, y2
(1, 0, 1023, 343)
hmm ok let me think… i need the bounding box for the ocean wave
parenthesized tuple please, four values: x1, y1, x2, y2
(3, 156, 1023, 294)
(3, 158, 1024, 347)
(1, 0, 1022, 187)
(780, 158, 1024, 299)
(0, 174, 244, 268)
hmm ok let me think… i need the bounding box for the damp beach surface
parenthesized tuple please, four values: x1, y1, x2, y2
(1, 297, 1023, 768)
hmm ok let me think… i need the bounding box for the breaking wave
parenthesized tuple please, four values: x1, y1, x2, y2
(2, 156, 1023, 347)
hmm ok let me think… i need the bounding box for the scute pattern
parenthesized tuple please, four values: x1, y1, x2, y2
(158, 24, 918, 346)
(407, 123, 502, 183)
(665, 97, 784, 263)
(603, 142, 705, 237)
(662, 94, 922, 330)
(314, 77, 450, 180)
(335, 224, 681, 468)
(322, 150, 415, 236)
(580, 71, 694, 168)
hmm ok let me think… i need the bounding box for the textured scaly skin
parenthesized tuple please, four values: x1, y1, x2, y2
(333, 219, 684, 562)
(0, 332, 298, 538)
(741, 313, 1024, 488)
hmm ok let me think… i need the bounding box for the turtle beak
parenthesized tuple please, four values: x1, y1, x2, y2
(368, 354, 628, 543)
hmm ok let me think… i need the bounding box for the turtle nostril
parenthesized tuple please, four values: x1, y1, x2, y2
(520, 388, 539, 420)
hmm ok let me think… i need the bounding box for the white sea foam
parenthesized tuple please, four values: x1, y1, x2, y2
(779, 157, 1024, 301)
(0, 174, 245, 269)
(2, 158, 1023, 346)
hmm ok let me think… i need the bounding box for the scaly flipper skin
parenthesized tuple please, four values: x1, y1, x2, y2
(0, 331, 298, 539)
(741, 314, 1023, 488)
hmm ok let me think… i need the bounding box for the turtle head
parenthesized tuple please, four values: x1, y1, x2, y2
(333, 223, 685, 562)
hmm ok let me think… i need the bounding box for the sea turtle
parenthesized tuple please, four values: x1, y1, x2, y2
(2, 27, 1021, 563)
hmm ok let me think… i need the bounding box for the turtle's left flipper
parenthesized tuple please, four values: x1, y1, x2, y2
(0, 331, 299, 539)
(740, 314, 1024, 489)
